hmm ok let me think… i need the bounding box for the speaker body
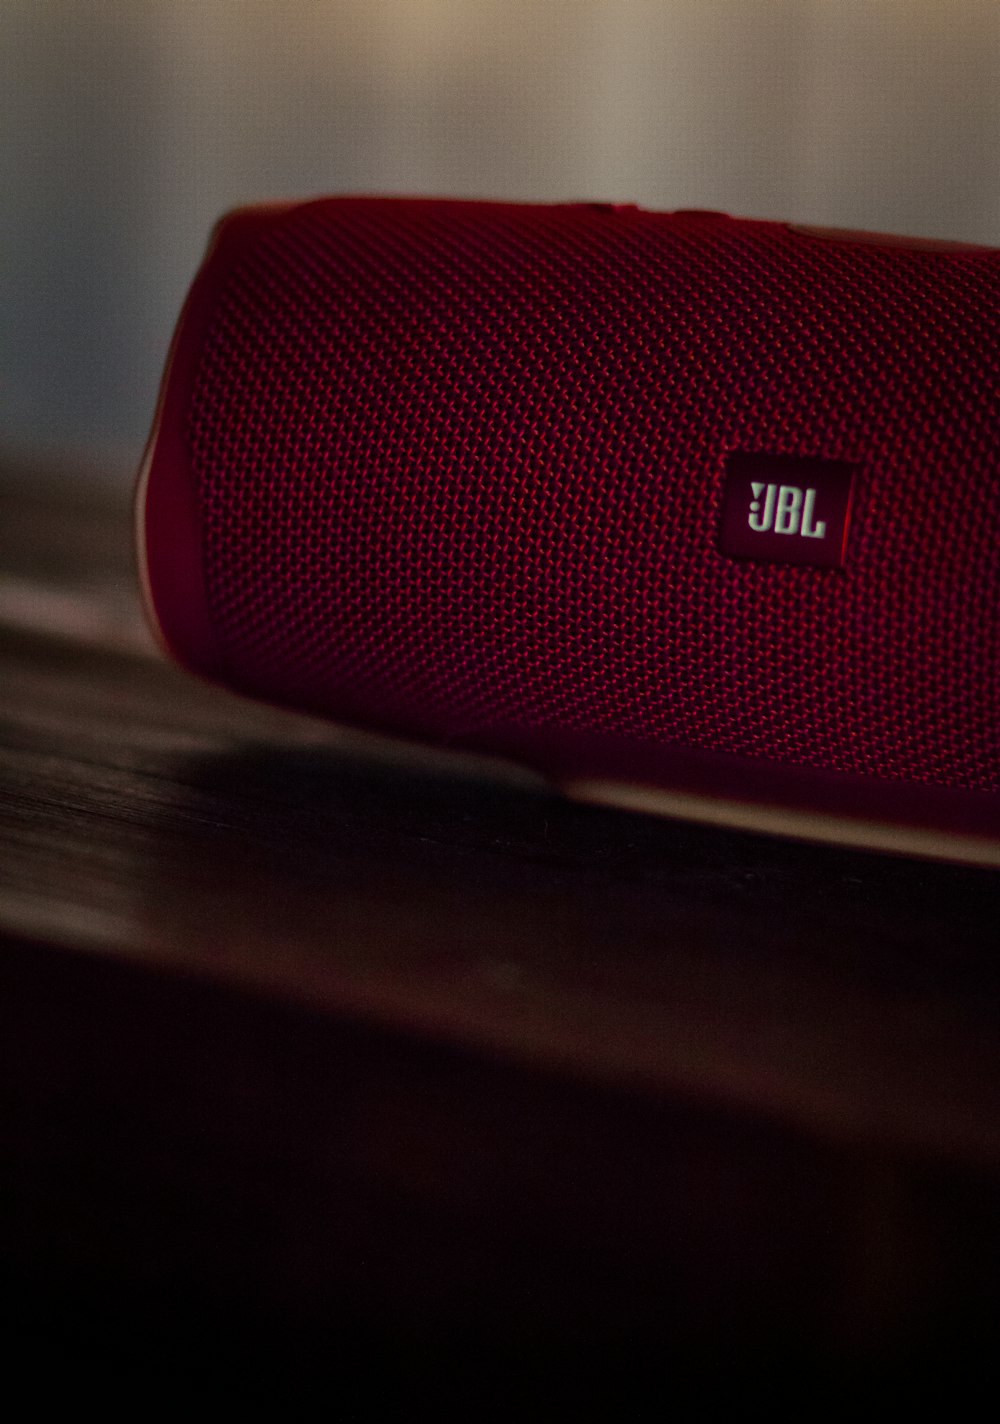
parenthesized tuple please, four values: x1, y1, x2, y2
(138, 198, 1000, 864)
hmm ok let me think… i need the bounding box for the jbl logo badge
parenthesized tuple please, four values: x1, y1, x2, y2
(748, 483, 826, 538)
(720, 452, 855, 568)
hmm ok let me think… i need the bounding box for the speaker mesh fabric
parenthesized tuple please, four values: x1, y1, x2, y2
(186, 200, 1000, 790)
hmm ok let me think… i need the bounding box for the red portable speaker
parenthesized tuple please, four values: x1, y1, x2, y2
(137, 197, 1000, 865)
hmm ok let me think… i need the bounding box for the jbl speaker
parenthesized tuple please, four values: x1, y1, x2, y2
(137, 198, 1000, 865)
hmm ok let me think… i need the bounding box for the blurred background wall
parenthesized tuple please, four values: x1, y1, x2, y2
(3, 0, 1000, 485)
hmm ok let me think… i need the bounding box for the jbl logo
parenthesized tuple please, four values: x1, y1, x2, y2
(720, 452, 855, 568)
(748, 482, 826, 539)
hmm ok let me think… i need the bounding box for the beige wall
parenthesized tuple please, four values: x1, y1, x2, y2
(4, 0, 1000, 477)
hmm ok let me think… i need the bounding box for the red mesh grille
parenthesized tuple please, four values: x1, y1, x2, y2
(186, 199, 1000, 790)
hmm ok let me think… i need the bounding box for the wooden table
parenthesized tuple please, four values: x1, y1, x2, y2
(2, 469, 998, 1377)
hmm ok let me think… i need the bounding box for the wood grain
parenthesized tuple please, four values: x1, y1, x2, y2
(2, 474, 998, 1370)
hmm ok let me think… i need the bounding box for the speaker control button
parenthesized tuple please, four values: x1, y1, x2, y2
(791, 223, 990, 254)
(671, 209, 732, 220)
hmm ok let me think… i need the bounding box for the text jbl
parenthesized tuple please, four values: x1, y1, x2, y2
(748, 482, 826, 539)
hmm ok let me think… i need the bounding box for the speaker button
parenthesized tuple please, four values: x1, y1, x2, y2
(671, 209, 732, 220)
(791, 223, 990, 254)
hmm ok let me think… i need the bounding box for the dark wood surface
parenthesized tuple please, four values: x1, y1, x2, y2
(2, 472, 998, 1375)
